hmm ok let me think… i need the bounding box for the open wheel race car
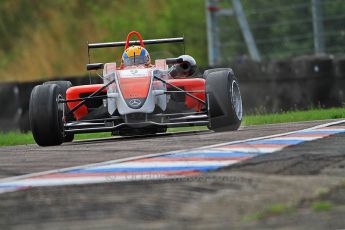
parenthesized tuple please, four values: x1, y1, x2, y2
(29, 31, 243, 146)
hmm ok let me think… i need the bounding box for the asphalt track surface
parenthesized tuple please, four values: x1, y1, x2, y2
(0, 119, 344, 229)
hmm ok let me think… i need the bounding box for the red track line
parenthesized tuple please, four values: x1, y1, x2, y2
(31, 170, 201, 179)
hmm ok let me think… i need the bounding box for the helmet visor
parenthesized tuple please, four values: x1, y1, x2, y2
(123, 56, 147, 66)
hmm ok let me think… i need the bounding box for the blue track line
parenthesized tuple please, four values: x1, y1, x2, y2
(67, 165, 222, 173)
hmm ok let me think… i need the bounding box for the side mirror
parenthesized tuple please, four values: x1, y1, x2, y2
(165, 58, 183, 65)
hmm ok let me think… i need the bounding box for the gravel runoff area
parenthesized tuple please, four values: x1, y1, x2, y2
(0, 119, 344, 229)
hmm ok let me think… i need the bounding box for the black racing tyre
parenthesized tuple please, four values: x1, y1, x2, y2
(203, 68, 231, 78)
(29, 84, 64, 146)
(205, 68, 243, 132)
(43, 81, 74, 142)
(43, 80, 72, 90)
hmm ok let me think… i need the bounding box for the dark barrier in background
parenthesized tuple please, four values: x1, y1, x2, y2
(17, 81, 41, 132)
(231, 55, 342, 113)
(332, 56, 345, 107)
(0, 83, 21, 132)
(0, 55, 343, 132)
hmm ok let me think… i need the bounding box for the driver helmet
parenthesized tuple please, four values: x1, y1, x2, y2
(121, 46, 151, 67)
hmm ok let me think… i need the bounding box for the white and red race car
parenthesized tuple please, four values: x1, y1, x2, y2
(29, 31, 242, 146)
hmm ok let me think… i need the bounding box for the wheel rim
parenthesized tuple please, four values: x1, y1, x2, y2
(231, 81, 243, 120)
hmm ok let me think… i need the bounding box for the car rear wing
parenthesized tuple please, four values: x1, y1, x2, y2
(88, 37, 184, 49)
(86, 32, 185, 72)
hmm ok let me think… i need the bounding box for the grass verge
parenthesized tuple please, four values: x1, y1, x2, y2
(0, 107, 344, 147)
(243, 107, 345, 126)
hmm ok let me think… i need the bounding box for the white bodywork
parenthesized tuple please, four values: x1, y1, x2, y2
(102, 60, 169, 115)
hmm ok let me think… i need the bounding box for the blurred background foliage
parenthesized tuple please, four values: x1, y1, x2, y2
(0, 0, 206, 82)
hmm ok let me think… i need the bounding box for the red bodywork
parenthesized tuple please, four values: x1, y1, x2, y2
(117, 68, 152, 99)
(66, 84, 107, 120)
(167, 79, 205, 111)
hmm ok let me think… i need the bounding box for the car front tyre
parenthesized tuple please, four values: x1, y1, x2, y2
(29, 84, 64, 146)
(43, 81, 74, 142)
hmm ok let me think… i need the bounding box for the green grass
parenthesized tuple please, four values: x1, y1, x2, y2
(243, 200, 335, 222)
(243, 107, 345, 126)
(0, 132, 36, 146)
(311, 201, 333, 212)
(267, 203, 291, 215)
(74, 132, 111, 141)
(0, 107, 344, 146)
(242, 203, 293, 221)
(168, 126, 208, 133)
(242, 211, 265, 221)
(243, 200, 334, 222)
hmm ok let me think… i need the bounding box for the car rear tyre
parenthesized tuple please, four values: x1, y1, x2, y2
(43, 81, 74, 142)
(205, 68, 242, 132)
(29, 84, 64, 146)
